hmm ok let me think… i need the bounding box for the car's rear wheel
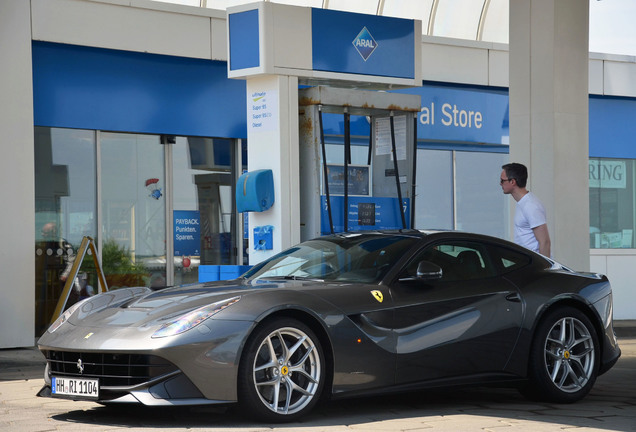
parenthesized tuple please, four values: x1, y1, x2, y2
(523, 306, 599, 403)
(238, 318, 324, 422)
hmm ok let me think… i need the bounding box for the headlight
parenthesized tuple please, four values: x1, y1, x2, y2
(47, 299, 88, 333)
(152, 296, 241, 338)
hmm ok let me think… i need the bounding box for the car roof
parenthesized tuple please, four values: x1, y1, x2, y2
(320, 229, 539, 255)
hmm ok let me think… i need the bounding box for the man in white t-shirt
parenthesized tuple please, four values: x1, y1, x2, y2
(501, 163, 551, 257)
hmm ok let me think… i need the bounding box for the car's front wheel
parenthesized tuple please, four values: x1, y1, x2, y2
(523, 306, 599, 403)
(238, 318, 324, 422)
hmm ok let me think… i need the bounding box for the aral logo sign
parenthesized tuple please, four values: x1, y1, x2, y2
(353, 27, 377, 61)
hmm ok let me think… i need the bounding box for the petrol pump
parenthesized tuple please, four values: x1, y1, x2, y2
(299, 86, 421, 241)
(227, 2, 422, 260)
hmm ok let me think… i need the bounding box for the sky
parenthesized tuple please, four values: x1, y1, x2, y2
(589, 0, 636, 56)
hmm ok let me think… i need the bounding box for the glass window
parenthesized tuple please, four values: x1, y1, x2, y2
(324, 143, 370, 166)
(414, 148, 509, 238)
(401, 241, 496, 282)
(455, 150, 509, 238)
(246, 234, 417, 283)
(414, 149, 453, 230)
(589, 157, 635, 248)
(100, 132, 166, 289)
(34, 127, 244, 334)
(487, 244, 531, 273)
(34, 127, 97, 335)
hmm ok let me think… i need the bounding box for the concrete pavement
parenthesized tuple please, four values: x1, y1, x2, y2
(1, 326, 634, 432)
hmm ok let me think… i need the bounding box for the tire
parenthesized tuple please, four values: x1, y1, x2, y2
(237, 318, 325, 422)
(522, 306, 599, 403)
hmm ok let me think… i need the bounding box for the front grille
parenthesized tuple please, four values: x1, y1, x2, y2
(44, 350, 178, 387)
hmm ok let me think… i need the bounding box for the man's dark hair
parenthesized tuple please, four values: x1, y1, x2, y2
(502, 162, 528, 188)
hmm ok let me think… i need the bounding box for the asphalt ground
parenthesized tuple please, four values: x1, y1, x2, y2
(1, 325, 635, 432)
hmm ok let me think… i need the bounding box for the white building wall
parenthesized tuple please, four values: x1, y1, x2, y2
(30, 0, 227, 61)
(0, 0, 36, 348)
(419, 36, 509, 87)
(1, 0, 635, 347)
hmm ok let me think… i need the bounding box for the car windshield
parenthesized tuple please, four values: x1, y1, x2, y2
(244, 234, 418, 283)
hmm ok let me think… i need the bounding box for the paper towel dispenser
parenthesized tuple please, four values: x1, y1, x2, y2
(236, 169, 275, 212)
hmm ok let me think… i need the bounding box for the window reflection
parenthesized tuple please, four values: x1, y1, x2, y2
(34, 127, 97, 335)
(589, 158, 635, 248)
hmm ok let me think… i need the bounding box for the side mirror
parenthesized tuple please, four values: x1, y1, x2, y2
(399, 260, 442, 282)
(416, 261, 443, 279)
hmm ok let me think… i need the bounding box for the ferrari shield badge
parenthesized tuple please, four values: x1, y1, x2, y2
(371, 290, 383, 303)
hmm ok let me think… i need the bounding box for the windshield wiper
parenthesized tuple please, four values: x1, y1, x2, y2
(257, 275, 324, 282)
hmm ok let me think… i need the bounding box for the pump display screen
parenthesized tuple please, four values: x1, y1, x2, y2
(320, 196, 410, 234)
(358, 203, 376, 226)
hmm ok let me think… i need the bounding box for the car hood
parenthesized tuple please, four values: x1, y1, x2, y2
(63, 278, 340, 330)
(62, 280, 254, 329)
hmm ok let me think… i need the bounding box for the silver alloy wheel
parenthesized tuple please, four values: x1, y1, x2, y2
(252, 326, 321, 415)
(543, 316, 595, 393)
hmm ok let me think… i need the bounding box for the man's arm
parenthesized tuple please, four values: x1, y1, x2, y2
(533, 224, 551, 257)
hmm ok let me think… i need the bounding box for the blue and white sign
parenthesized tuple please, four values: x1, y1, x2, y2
(227, 3, 419, 86)
(396, 85, 510, 145)
(321, 196, 410, 234)
(248, 89, 277, 133)
(352, 27, 378, 61)
(317, 84, 509, 146)
(312, 9, 415, 79)
(174, 210, 201, 256)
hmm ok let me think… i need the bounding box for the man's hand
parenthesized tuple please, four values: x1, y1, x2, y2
(533, 223, 551, 257)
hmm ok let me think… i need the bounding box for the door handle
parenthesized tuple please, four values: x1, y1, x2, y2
(506, 293, 521, 302)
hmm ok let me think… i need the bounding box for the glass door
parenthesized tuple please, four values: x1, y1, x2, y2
(172, 137, 237, 285)
(100, 133, 167, 289)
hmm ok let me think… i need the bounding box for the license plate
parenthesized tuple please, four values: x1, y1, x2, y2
(51, 376, 99, 399)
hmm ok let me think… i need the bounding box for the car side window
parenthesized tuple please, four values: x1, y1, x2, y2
(401, 241, 496, 282)
(487, 245, 532, 274)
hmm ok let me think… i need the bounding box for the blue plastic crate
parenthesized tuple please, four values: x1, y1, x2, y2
(198, 265, 220, 282)
(219, 265, 252, 280)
